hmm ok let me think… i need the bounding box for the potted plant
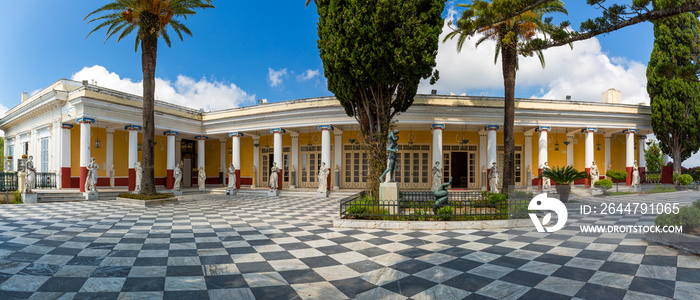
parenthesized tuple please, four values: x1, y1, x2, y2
(541, 165, 587, 202)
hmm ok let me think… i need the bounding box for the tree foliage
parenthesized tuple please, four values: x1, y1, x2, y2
(647, 0, 700, 176)
(85, 0, 213, 195)
(644, 139, 664, 173)
(315, 0, 445, 196)
(446, 0, 566, 193)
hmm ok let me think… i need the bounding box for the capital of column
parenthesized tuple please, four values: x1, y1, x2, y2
(334, 131, 343, 137)
(124, 125, 142, 131)
(485, 125, 499, 131)
(106, 130, 115, 135)
(431, 124, 445, 130)
(605, 133, 612, 139)
(638, 135, 647, 140)
(318, 125, 334, 131)
(76, 117, 95, 124)
(581, 127, 597, 133)
(270, 128, 286, 134)
(194, 135, 208, 141)
(61, 124, 74, 129)
(535, 126, 550, 132)
(290, 133, 299, 139)
(228, 132, 244, 138)
(163, 131, 179, 136)
(623, 129, 638, 134)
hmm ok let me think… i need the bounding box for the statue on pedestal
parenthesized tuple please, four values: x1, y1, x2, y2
(227, 163, 236, 190)
(433, 176, 453, 214)
(431, 161, 443, 192)
(25, 156, 36, 193)
(85, 157, 98, 193)
(590, 161, 600, 187)
(317, 162, 330, 192)
(489, 162, 500, 193)
(198, 166, 206, 189)
(542, 162, 551, 190)
(173, 161, 182, 191)
(134, 161, 142, 193)
(380, 129, 399, 183)
(632, 160, 640, 186)
(269, 162, 280, 190)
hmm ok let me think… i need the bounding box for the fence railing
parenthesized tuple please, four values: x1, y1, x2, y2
(0, 172, 18, 192)
(35, 172, 57, 189)
(645, 171, 661, 184)
(340, 191, 530, 221)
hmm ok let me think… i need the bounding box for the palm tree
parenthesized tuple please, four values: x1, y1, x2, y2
(85, 0, 214, 196)
(541, 165, 586, 202)
(446, 0, 567, 194)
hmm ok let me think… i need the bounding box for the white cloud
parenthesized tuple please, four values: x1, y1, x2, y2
(268, 67, 288, 87)
(420, 8, 649, 105)
(71, 65, 255, 111)
(298, 69, 320, 81)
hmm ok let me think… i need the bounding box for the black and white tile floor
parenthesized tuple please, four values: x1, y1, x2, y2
(0, 194, 698, 299)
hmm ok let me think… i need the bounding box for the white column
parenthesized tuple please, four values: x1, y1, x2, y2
(271, 129, 284, 190)
(524, 132, 533, 186)
(252, 136, 260, 188)
(78, 117, 94, 193)
(638, 135, 646, 168)
(487, 125, 498, 167)
(432, 124, 444, 169)
(566, 133, 574, 166)
(319, 125, 332, 168)
(334, 130, 343, 190)
(60, 124, 72, 189)
(605, 134, 612, 175)
(537, 127, 549, 170)
(625, 129, 636, 168)
(51, 121, 60, 173)
(175, 138, 181, 164)
(584, 128, 597, 170)
(290, 133, 299, 189)
(196, 136, 207, 169)
(127, 126, 140, 169)
(106, 129, 114, 187)
(229, 132, 242, 189)
(479, 130, 487, 189)
(165, 131, 178, 190)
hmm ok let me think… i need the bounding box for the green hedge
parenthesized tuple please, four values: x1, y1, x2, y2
(655, 205, 700, 233)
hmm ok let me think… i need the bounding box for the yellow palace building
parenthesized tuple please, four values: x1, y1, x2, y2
(0, 79, 650, 192)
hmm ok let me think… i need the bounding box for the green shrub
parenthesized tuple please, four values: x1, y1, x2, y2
(693, 199, 700, 210)
(435, 206, 454, 221)
(13, 190, 21, 203)
(648, 185, 678, 194)
(679, 174, 694, 185)
(481, 191, 492, 198)
(117, 193, 174, 200)
(655, 206, 700, 233)
(594, 179, 613, 194)
(347, 200, 370, 215)
(488, 193, 508, 205)
(606, 170, 628, 181)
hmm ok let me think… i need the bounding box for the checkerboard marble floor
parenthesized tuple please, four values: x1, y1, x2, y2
(0, 194, 698, 300)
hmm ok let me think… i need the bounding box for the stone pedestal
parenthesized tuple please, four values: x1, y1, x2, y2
(268, 189, 280, 197)
(379, 182, 400, 215)
(172, 190, 183, 196)
(18, 172, 26, 193)
(84, 191, 98, 201)
(630, 185, 641, 192)
(227, 189, 237, 196)
(334, 171, 340, 190)
(317, 191, 329, 198)
(199, 187, 205, 192)
(22, 193, 37, 203)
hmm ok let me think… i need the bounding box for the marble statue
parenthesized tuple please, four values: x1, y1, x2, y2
(489, 162, 500, 193)
(590, 161, 600, 187)
(173, 161, 182, 191)
(317, 162, 330, 192)
(380, 129, 399, 183)
(25, 156, 36, 193)
(269, 162, 280, 190)
(431, 161, 442, 192)
(134, 161, 142, 193)
(542, 162, 551, 190)
(109, 163, 115, 187)
(632, 160, 640, 186)
(85, 157, 98, 193)
(198, 166, 206, 189)
(227, 163, 236, 190)
(433, 176, 453, 214)
(4, 157, 11, 172)
(526, 165, 532, 188)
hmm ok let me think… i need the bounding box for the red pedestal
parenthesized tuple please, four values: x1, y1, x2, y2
(278, 172, 283, 190)
(486, 169, 491, 191)
(61, 167, 71, 188)
(79, 166, 88, 192)
(327, 174, 332, 191)
(128, 168, 135, 191)
(538, 168, 543, 190)
(626, 166, 633, 186)
(585, 167, 591, 188)
(661, 166, 673, 184)
(166, 169, 174, 189)
(235, 170, 241, 189)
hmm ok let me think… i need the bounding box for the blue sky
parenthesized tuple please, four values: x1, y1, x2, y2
(1, 1, 687, 163)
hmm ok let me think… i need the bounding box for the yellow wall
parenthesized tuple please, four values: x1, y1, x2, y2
(70, 127, 79, 176)
(114, 130, 129, 176)
(153, 135, 167, 177)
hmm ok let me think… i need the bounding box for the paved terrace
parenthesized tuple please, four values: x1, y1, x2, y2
(0, 192, 698, 299)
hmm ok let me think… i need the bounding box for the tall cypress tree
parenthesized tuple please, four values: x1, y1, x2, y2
(647, 0, 700, 176)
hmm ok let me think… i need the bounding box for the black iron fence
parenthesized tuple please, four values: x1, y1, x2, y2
(340, 191, 530, 221)
(645, 171, 661, 184)
(0, 172, 17, 192)
(35, 172, 57, 189)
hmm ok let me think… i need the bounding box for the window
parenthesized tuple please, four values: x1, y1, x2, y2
(343, 144, 368, 188)
(300, 146, 321, 187)
(41, 137, 49, 172)
(7, 145, 14, 171)
(395, 144, 430, 189)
